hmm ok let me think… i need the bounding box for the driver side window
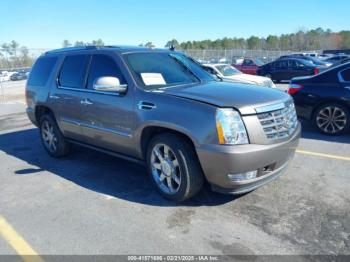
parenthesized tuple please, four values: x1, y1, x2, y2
(243, 59, 254, 66)
(87, 54, 126, 90)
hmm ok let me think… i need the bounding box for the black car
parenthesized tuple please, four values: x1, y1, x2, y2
(289, 62, 350, 135)
(280, 55, 332, 67)
(257, 58, 322, 82)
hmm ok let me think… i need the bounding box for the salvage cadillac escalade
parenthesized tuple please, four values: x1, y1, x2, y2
(26, 46, 301, 201)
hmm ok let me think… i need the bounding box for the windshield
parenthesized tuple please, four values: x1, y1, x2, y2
(255, 59, 264, 66)
(300, 60, 315, 67)
(124, 52, 215, 90)
(307, 57, 327, 66)
(216, 65, 241, 76)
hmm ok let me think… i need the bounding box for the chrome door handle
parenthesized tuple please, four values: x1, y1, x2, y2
(49, 94, 60, 99)
(80, 99, 93, 105)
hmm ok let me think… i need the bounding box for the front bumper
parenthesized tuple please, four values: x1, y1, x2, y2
(196, 123, 301, 194)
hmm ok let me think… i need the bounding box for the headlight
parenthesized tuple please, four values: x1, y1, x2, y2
(216, 108, 249, 145)
(263, 79, 275, 88)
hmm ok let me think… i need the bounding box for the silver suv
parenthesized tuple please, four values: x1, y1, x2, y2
(26, 46, 300, 201)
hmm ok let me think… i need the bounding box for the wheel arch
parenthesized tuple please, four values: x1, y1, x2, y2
(311, 98, 350, 119)
(139, 125, 198, 161)
(35, 105, 56, 124)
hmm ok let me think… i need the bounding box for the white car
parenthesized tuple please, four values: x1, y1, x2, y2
(0, 71, 16, 82)
(203, 63, 276, 88)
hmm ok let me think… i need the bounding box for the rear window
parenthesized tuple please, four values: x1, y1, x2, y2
(28, 56, 58, 86)
(58, 55, 90, 88)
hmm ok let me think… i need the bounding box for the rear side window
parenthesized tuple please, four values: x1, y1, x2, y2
(87, 54, 126, 89)
(275, 60, 287, 68)
(288, 60, 297, 68)
(341, 68, 350, 82)
(59, 55, 90, 88)
(28, 56, 58, 86)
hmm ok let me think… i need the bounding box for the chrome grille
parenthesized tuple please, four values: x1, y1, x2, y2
(257, 102, 298, 140)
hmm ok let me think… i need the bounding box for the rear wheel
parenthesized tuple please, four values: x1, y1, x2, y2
(146, 133, 204, 202)
(39, 114, 71, 157)
(313, 103, 350, 135)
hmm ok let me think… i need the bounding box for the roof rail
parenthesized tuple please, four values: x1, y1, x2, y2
(45, 46, 98, 54)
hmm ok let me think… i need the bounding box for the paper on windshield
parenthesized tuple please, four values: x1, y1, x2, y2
(141, 73, 166, 86)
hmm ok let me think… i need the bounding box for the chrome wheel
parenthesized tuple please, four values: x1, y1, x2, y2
(316, 106, 347, 134)
(41, 120, 58, 152)
(150, 143, 181, 195)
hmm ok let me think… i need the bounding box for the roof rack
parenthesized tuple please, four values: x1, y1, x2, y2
(45, 45, 99, 54)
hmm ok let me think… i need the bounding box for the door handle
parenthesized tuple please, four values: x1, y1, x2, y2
(49, 94, 60, 99)
(80, 99, 93, 105)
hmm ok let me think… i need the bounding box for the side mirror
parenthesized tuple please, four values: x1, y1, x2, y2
(93, 76, 127, 94)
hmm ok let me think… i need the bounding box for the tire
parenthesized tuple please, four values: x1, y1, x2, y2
(39, 114, 71, 157)
(146, 133, 204, 202)
(312, 102, 350, 136)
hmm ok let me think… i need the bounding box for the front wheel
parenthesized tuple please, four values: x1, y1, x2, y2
(313, 103, 350, 135)
(146, 133, 204, 202)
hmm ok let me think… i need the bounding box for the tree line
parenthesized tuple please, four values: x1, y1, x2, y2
(0, 41, 33, 69)
(1, 28, 350, 70)
(165, 28, 350, 51)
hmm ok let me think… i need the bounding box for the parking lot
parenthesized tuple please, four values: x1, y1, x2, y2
(0, 80, 349, 257)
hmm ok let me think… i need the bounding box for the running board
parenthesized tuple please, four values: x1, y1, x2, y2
(66, 139, 146, 166)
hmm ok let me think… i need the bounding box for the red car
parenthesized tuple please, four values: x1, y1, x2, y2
(233, 58, 264, 75)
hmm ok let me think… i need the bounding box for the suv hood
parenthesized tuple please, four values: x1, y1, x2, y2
(163, 81, 291, 115)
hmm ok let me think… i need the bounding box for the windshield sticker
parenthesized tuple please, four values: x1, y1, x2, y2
(141, 73, 166, 86)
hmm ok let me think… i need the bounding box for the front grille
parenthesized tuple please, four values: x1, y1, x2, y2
(257, 102, 298, 140)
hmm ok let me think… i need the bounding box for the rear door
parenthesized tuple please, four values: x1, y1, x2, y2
(50, 54, 90, 141)
(81, 53, 135, 155)
(287, 60, 302, 79)
(273, 60, 288, 80)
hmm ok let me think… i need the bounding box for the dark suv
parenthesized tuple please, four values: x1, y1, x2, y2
(26, 46, 300, 201)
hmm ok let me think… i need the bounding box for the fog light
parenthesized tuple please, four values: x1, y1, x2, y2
(228, 170, 258, 182)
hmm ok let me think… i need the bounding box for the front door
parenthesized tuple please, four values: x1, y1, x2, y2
(80, 53, 135, 156)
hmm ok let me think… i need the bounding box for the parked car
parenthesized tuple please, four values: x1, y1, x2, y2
(10, 71, 28, 81)
(202, 63, 276, 88)
(233, 58, 264, 75)
(0, 71, 16, 82)
(288, 62, 350, 135)
(325, 55, 349, 64)
(26, 46, 300, 201)
(257, 58, 324, 82)
(280, 55, 333, 67)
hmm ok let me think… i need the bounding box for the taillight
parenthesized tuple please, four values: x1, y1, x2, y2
(288, 84, 303, 95)
(314, 68, 319, 75)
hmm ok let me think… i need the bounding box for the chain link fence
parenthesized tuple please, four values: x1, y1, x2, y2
(0, 48, 323, 71)
(183, 49, 322, 64)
